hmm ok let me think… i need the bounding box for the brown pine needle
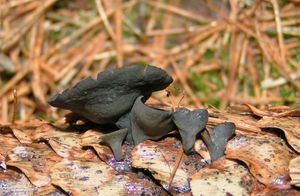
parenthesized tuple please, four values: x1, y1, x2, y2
(168, 147, 184, 190)
(270, 0, 287, 68)
(95, 0, 115, 41)
(177, 92, 185, 108)
(12, 89, 18, 124)
(165, 89, 176, 111)
(1, 96, 8, 123)
(115, 0, 123, 67)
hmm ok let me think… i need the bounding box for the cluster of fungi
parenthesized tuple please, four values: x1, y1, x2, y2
(49, 65, 235, 161)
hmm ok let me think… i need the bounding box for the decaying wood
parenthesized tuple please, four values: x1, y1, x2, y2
(1, 106, 300, 194)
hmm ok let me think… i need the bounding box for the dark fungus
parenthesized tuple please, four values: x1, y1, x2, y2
(116, 112, 133, 143)
(173, 108, 208, 154)
(201, 122, 236, 162)
(98, 128, 128, 161)
(48, 65, 173, 124)
(130, 96, 176, 145)
(48, 65, 236, 163)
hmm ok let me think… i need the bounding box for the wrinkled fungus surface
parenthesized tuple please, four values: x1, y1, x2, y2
(49, 65, 214, 160)
(49, 65, 173, 124)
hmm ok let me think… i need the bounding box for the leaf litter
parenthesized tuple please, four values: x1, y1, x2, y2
(225, 134, 296, 189)
(0, 169, 35, 196)
(1, 105, 300, 194)
(131, 137, 206, 193)
(7, 143, 62, 187)
(190, 158, 262, 195)
(289, 156, 300, 187)
(258, 116, 300, 153)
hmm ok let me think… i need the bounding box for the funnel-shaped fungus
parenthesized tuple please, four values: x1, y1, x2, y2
(201, 122, 235, 162)
(116, 113, 133, 143)
(98, 128, 128, 161)
(48, 65, 173, 124)
(130, 96, 176, 145)
(173, 108, 208, 154)
(48, 65, 236, 162)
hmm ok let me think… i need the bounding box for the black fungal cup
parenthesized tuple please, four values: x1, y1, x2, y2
(173, 108, 208, 154)
(130, 96, 176, 145)
(201, 122, 236, 162)
(48, 65, 173, 125)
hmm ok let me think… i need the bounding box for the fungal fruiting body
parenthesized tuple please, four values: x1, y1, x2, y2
(201, 122, 236, 162)
(49, 65, 235, 161)
(48, 65, 173, 124)
(130, 96, 176, 145)
(173, 108, 208, 154)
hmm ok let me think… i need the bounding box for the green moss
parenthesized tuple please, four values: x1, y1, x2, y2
(189, 71, 224, 97)
(279, 0, 288, 6)
(166, 35, 182, 49)
(37, 112, 56, 122)
(279, 86, 295, 99)
(49, 22, 78, 42)
(220, 48, 229, 65)
(129, 62, 148, 67)
(211, 72, 224, 89)
(49, 30, 61, 41)
(189, 68, 223, 109)
(190, 72, 209, 95)
(203, 49, 214, 60)
(248, 83, 255, 97)
(295, 53, 300, 61)
(110, 56, 117, 64)
(86, 0, 95, 8)
(270, 64, 281, 78)
(208, 97, 221, 108)
(123, 28, 135, 39)
(52, 0, 67, 9)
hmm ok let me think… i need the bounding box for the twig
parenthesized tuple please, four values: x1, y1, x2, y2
(0, 67, 29, 97)
(168, 147, 184, 190)
(261, 73, 300, 89)
(170, 58, 201, 107)
(95, 0, 115, 41)
(46, 0, 137, 59)
(115, 0, 123, 67)
(1, 96, 8, 123)
(74, 33, 107, 81)
(152, 0, 175, 65)
(270, 0, 287, 71)
(177, 92, 185, 108)
(146, 0, 210, 23)
(165, 89, 176, 111)
(12, 89, 17, 124)
(55, 34, 103, 83)
(169, 22, 225, 55)
(31, 16, 46, 104)
(4, 0, 37, 9)
(1, 0, 58, 51)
